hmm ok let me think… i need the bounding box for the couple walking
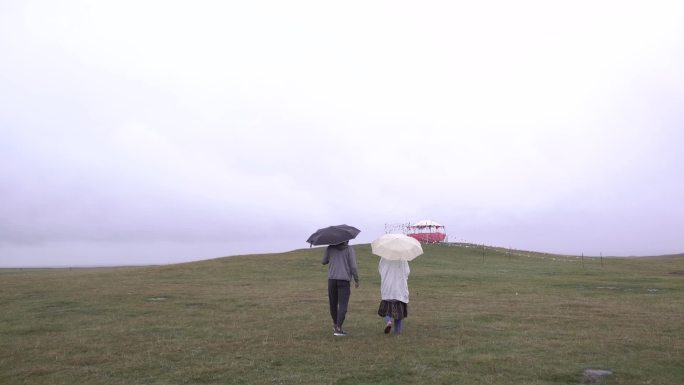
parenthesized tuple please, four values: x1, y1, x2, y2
(322, 241, 409, 336)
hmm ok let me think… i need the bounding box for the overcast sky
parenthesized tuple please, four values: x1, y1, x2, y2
(2, 1, 683, 267)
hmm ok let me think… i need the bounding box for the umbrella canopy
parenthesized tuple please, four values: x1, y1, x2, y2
(371, 233, 423, 261)
(306, 224, 361, 246)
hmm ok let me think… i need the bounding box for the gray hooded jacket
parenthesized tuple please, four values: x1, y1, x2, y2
(322, 243, 359, 283)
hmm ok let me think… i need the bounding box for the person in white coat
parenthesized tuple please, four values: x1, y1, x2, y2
(377, 258, 410, 335)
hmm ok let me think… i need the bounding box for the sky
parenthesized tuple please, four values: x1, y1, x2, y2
(1, 1, 683, 267)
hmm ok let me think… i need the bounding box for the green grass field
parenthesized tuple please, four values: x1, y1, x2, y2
(1, 244, 683, 384)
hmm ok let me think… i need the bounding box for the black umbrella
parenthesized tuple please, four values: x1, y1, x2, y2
(306, 224, 361, 246)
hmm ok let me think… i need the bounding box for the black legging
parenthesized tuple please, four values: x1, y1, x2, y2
(328, 279, 351, 327)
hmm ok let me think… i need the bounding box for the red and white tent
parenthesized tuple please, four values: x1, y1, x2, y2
(406, 219, 447, 243)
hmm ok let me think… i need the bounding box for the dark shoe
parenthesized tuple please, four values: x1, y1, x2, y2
(384, 322, 392, 334)
(333, 327, 348, 336)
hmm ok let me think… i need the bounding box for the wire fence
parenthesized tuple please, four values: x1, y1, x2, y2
(384, 222, 605, 266)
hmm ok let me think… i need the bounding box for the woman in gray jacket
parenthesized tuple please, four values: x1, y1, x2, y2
(322, 241, 359, 336)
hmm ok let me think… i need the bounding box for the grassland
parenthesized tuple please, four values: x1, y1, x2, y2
(1, 244, 683, 384)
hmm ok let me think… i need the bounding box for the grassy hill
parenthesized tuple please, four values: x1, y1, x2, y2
(1, 244, 683, 384)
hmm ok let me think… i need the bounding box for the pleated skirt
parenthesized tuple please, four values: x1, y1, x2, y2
(377, 300, 408, 320)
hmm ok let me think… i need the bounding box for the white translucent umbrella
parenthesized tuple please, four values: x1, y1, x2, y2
(371, 234, 424, 261)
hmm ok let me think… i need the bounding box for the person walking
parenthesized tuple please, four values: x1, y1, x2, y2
(322, 241, 359, 336)
(377, 258, 410, 335)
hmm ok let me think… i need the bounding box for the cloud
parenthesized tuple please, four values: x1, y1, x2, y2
(1, 0, 684, 265)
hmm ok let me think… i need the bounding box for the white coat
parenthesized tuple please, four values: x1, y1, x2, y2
(378, 258, 410, 303)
